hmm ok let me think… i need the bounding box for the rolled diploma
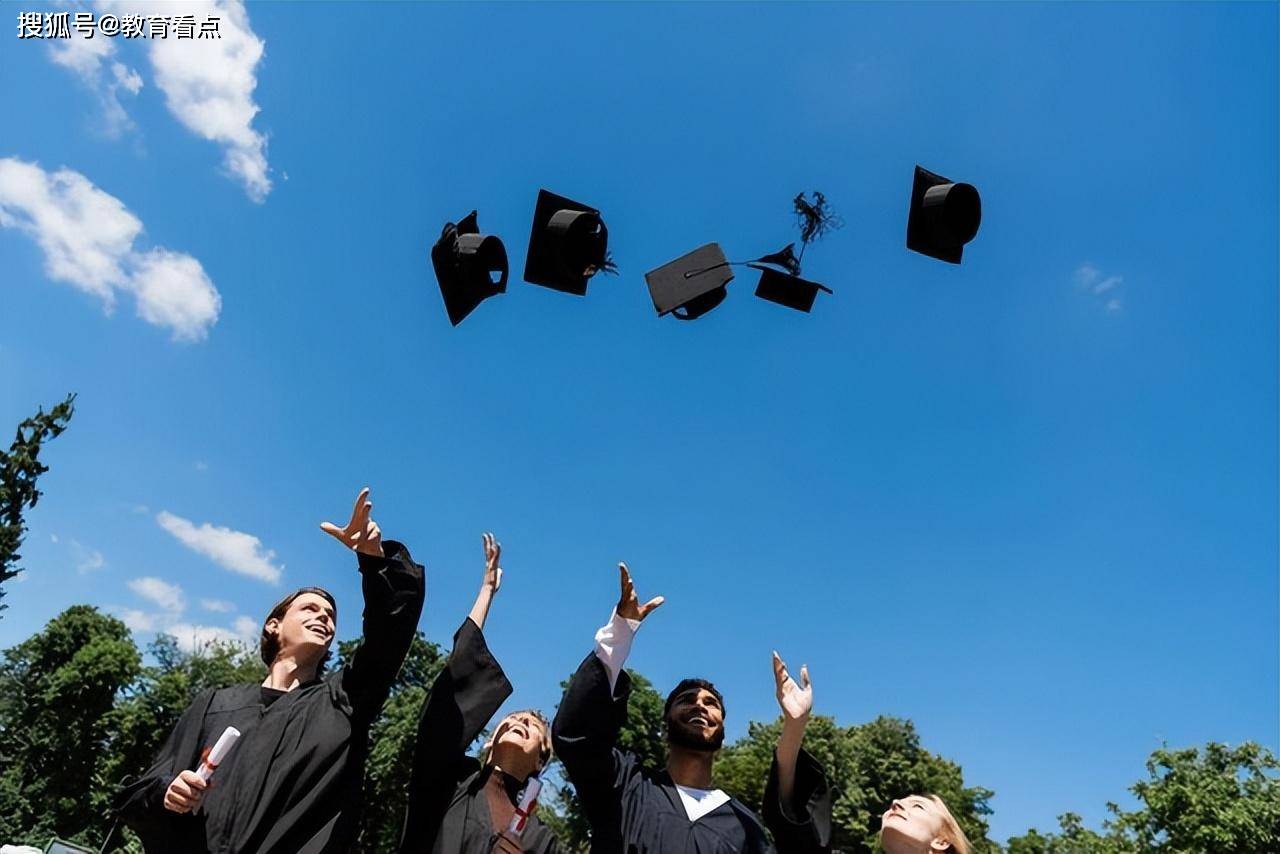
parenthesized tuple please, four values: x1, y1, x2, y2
(506, 776, 542, 836)
(195, 726, 241, 783)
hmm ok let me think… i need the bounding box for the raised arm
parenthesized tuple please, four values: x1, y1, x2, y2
(763, 652, 833, 853)
(551, 563, 663, 841)
(468, 532, 503, 629)
(400, 612, 513, 852)
(322, 487, 426, 724)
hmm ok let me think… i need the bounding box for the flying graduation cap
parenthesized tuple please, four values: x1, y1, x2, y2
(431, 210, 508, 326)
(644, 243, 733, 320)
(749, 192, 839, 312)
(906, 165, 981, 264)
(643, 192, 839, 320)
(523, 189, 613, 296)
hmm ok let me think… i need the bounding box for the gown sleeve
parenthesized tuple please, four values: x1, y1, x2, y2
(111, 687, 218, 850)
(551, 652, 639, 848)
(398, 616, 513, 852)
(761, 748, 833, 854)
(340, 539, 426, 726)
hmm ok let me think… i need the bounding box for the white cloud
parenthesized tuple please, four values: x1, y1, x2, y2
(143, 0, 272, 202)
(1074, 263, 1101, 289)
(1074, 262, 1126, 316)
(70, 539, 106, 574)
(200, 597, 235, 613)
(61, 0, 273, 201)
(128, 576, 186, 612)
(195, 461, 209, 472)
(129, 248, 223, 341)
(156, 510, 283, 584)
(48, 34, 142, 137)
(118, 579, 254, 652)
(119, 607, 163, 632)
(165, 621, 255, 652)
(0, 157, 221, 341)
(50, 534, 59, 544)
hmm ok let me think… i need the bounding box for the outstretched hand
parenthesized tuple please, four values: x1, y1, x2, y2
(320, 487, 384, 557)
(616, 562, 664, 622)
(481, 532, 503, 594)
(772, 651, 813, 724)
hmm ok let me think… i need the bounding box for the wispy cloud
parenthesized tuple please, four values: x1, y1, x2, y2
(128, 576, 185, 612)
(48, 35, 143, 138)
(195, 461, 209, 472)
(70, 539, 106, 574)
(1074, 262, 1125, 315)
(0, 157, 222, 341)
(118, 578, 255, 652)
(156, 510, 283, 584)
(200, 597, 235, 613)
(50, 1, 272, 201)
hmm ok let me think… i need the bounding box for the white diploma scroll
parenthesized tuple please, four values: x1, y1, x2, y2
(195, 726, 241, 783)
(506, 775, 542, 836)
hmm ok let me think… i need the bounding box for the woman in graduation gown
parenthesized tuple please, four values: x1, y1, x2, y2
(399, 533, 563, 854)
(112, 488, 425, 854)
(552, 563, 833, 854)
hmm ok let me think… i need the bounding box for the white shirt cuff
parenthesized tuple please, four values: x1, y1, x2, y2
(593, 608, 641, 692)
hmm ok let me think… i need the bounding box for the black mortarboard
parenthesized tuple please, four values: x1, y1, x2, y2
(644, 243, 733, 320)
(430, 210, 508, 326)
(747, 243, 832, 313)
(523, 189, 610, 296)
(906, 165, 981, 264)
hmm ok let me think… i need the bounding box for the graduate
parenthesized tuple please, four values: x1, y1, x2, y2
(879, 794, 971, 854)
(113, 487, 425, 854)
(552, 563, 832, 854)
(399, 533, 563, 854)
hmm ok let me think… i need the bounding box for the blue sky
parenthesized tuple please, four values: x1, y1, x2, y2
(1, 1, 1276, 843)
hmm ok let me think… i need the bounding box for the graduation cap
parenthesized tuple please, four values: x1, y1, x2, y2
(749, 192, 839, 313)
(430, 210, 508, 326)
(748, 242, 833, 313)
(523, 189, 612, 296)
(906, 165, 981, 264)
(644, 243, 733, 320)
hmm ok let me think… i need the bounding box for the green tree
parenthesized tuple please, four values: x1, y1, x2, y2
(714, 714, 997, 853)
(334, 631, 447, 853)
(0, 605, 140, 845)
(1009, 742, 1280, 854)
(0, 393, 75, 614)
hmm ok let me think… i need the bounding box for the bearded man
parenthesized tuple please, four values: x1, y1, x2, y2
(552, 563, 832, 853)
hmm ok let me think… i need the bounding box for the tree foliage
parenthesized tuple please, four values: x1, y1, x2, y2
(334, 631, 447, 853)
(0, 606, 139, 845)
(0, 393, 75, 613)
(1007, 741, 1280, 854)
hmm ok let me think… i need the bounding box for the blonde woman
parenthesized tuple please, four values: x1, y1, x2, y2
(880, 794, 971, 854)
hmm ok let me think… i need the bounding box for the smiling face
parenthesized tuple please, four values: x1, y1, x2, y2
(265, 592, 336, 666)
(880, 795, 961, 854)
(665, 685, 726, 752)
(487, 709, 551, 781)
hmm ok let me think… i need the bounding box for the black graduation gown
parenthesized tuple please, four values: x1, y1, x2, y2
(113, 541, 425, 854)
(552, 654, 833, 854)
(399, 617, 561, 854)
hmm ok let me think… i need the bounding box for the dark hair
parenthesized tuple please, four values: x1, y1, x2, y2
(260, 586, 338, 670)
(663, 678, 725, 723)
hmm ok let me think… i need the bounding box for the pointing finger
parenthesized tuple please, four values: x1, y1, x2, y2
(350, 487, 370, 525)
